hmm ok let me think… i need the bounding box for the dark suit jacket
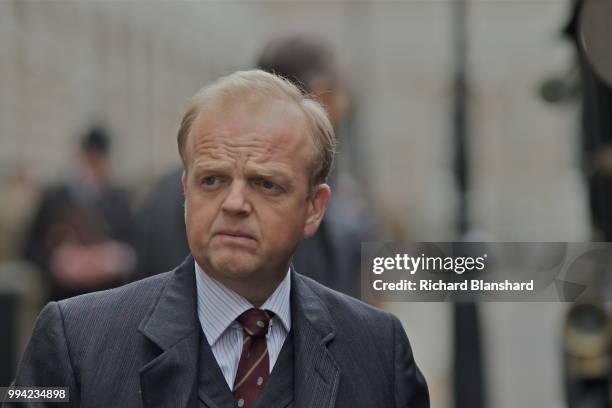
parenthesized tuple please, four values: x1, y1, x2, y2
(7, 257, 429, 408)
(133, 167, 189, 280)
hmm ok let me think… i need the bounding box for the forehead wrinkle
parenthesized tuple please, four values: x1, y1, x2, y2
(192, 121, 301, 157)
(186, 96, 315, 179)
(191, 130, 271, 161)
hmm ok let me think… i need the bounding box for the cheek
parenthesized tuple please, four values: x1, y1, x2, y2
(258, 201, 307, 243)
(185, 196, 216, 239)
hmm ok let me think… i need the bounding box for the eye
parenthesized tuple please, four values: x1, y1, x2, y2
(202, 176, 218, 186)
(261, 180, 275, 190)
(201, 176, 225, 189)
(253, 178, 282, 193)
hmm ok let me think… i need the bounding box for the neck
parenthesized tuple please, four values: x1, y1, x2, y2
(201, 263, 289, 308)
(238, 272, 287, 308)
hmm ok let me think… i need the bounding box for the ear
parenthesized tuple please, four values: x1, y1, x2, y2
(303, 183, 331, 238)
(181, 170, 187, 221)
(181, 170, 187, 195)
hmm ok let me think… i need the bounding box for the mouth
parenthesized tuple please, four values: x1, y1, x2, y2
(217, 229, 255, 239)
(215, 229, 257, 246)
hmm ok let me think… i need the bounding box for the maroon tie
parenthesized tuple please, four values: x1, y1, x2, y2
(233, 308, 272, 408)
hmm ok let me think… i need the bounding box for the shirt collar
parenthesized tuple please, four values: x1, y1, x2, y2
(195, 261, 292, 346)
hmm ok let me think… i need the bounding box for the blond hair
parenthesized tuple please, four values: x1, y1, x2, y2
(177, 69, 335, 189)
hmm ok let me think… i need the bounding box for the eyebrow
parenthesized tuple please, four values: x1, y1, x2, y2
(192, 161, 293, 181)
(192, 162, 233, 174)
(244, 163, 293, 181)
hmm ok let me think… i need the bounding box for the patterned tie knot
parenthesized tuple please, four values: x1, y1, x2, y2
(237, 308, 272, 339)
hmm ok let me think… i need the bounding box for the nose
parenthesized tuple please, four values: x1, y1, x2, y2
(221, 180, 251, 215)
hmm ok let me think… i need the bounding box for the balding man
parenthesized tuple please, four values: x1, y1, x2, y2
(9, 70, 428, 408)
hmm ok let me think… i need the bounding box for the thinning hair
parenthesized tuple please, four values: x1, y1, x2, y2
(177, 69, 336, 189)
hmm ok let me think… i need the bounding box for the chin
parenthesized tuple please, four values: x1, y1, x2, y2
(210, 253, 258, 279)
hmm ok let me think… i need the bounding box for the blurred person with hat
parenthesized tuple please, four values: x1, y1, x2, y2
(21, 125, 136, 302)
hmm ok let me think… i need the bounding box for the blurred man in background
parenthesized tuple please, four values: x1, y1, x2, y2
(22, 125, 136, 302)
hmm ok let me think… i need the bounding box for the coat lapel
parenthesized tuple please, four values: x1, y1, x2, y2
(138, 256, 201, 408)
(291, 270, 340, 408)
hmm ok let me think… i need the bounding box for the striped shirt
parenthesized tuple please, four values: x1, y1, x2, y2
(194, 262, 291, 389)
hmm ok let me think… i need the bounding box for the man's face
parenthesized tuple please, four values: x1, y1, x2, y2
(82, 151, 110, 186)
(182, 95, 329, 284)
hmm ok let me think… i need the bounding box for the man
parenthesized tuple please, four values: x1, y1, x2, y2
(9, 70, 428, 408)
(22, 126, 135, 302)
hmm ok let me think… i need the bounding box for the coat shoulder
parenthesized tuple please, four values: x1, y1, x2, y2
(57, 271, 172, 327)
